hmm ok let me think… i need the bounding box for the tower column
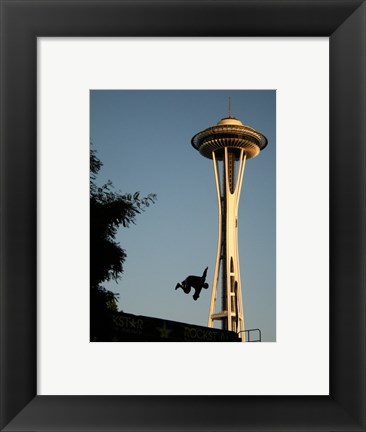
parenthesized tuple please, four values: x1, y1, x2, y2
(209, 147, 246, 333)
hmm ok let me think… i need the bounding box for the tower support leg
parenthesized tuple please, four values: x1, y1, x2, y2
(208, 148, 246, 341)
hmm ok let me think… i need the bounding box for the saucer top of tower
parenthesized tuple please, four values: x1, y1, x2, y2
(216, 116, 244, 126)
(191, 115, 268, 160)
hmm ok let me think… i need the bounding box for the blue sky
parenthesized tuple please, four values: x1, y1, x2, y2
(90, 90, 276, 341)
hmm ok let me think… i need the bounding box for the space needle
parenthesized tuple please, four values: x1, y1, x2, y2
(191, 100, 268, 340)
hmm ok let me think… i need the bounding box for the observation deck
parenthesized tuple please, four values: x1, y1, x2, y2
(191, 116, 268, 160)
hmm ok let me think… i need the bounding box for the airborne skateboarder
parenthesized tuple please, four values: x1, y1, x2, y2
(175, 267, 209, 301)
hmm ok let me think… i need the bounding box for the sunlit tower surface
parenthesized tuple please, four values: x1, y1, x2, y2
(191, 106, 268, 340)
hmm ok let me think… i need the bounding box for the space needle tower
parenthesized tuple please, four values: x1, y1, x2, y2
(191, 100, 268, 339)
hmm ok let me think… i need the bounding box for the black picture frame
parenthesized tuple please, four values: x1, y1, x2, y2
(1, 0, 365, 430)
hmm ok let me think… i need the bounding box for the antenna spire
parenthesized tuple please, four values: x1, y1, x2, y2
(228, 96, 232, 118)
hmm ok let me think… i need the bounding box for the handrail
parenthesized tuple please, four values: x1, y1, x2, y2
(237, 328, 261, 342)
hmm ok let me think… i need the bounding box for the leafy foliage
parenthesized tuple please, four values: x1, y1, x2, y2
(90, 148, 156, 340)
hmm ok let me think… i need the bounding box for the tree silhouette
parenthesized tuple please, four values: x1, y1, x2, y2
(90, 149, 156, 340)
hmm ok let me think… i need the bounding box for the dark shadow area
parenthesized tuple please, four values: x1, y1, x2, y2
(102, 311, 240, 342)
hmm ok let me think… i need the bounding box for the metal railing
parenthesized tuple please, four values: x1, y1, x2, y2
(238, 328, 261, 342)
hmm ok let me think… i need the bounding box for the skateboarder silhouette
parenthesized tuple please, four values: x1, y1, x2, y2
(175, 267, 209, 301)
